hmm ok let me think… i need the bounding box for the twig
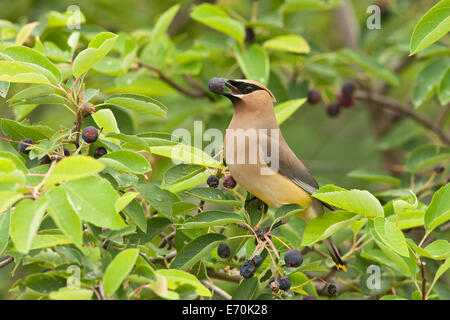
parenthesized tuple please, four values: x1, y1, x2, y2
(137, 60, 206, 98)
(355, 90, 450, 145)
(200, 280, 232, 300)
(0, 256, 14, 268)
(420, 261, 427, 300)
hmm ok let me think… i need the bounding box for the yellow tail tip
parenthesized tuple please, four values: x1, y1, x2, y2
(336, 264, 347, 272)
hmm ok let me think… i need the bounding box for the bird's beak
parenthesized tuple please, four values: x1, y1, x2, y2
(208, 78, 242, 101)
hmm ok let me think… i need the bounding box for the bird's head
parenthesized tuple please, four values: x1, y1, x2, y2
(208, 78, 276, 111)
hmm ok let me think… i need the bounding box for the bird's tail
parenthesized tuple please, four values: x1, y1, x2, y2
(324, 238, 346, 272)
(307, 199, 346, 271)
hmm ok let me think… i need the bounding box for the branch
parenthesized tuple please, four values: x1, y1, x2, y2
(200, 280, 232, 300)
(137, 60, 208, 99)
(0, 256, 14, 268)
(355, 91, 450, 145)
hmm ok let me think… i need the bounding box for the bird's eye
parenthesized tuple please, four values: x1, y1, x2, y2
(242, 86, 254, 94)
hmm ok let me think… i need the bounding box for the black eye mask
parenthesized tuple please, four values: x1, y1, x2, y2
(227, 80, 263, 94)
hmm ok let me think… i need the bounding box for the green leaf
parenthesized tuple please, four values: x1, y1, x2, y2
(45, 155, 105, 187)
(105, 94, 166, 116)
(135, 183, 180, 218)
(190, 3, 245, 42)
(186, 187, 242, 207)
(374, 217, 409, 257)
(15, 22, 39, 45)
(406, 145, 450, 172)
(24, 273, 66, 294)
(149, 144, 222, 168)
(46, 10, 86, 28)
(428, 258, 450, 294)
(313, 185, 384, 218)
(105, 133, 148, 150)
(412, 59, 450, 108)
(72, 32, 118, 77)
(45, 186, 83, 248)
(99, 150, 151, 174)
(232, 278, 258, 300)
(115, 191, 139, 213)
(347, 168, 401, 186)
(123, 199, 147, 232)
(1, 118, 53, 141)
(288, 271, 317, 296)
(171, 233, 226, 270)
(410, 0, 450, 55)
(30, 234, 72, 250)
(62, 176, 126, 230)
(407, 239, 450, 260)
(10, 199, 47, 254)
(233, 44, 269, 85)
(302, 211, 359, 246)
(150, 5, 180, 52)
(184, 211, 244, 229)
(380, 295, 408, 300)
(92, 109, 120, 144)
(2, 46, 62, 83)
(103, 248, 140, 295)
(339, 49, 399, 86)
(274, 204, 304, 223)
(8, 85, 54, 103)
(424, 183, 450, 232)
(49, 287, 93, 300)
(0, 209, 11, 255)
(275, 98, 306, 125)
(0, 61, 50, 84)
(282, 0, 342, 12)
(263, 34, 310, 54)
(0, 192, 22, 214)
(156, 269, 211, 297)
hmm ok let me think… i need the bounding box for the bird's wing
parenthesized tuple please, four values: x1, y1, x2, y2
(274, 137, 337, 211)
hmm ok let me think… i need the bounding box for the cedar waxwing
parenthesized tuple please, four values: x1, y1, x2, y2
(209, 77, 345, 271)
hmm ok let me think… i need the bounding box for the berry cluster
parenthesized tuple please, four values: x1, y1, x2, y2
(306, 82, 357, 118)
(17, 125, 107, 164)
(207, 174, 237, 189)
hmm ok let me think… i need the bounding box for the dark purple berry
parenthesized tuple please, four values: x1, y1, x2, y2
(284, 249, 303, 268)
(240, 259, 255, 279)
(82, 126, 98, 144)
(208, 77, 226, 94)
(327, 283, 337, 296)
(307, 90, 321, 105)
(41, 268, 52, 273)
(245, 27, 255, 43)
(251, 255, 263, 268)
(217, 243, 231, 258)
(223, 175, 237, 189)
(338, 93, 354, 108)
(40, 154, 51, 164)
(279, 276, 291, 291)
(303, 295, 317, 300)
(63, 147, 70, 157)
(94, 147, 107, 159)
(18, 138, 33, 154)
(269, 276, 291, 292)
(326, 103, 341, 117)
(341, 82, 356, 97)
(207, 175, 219, 188)
(434, 165, 445, 174)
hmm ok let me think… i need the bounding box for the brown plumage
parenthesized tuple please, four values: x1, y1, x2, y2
(209, 77, 345, 271)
